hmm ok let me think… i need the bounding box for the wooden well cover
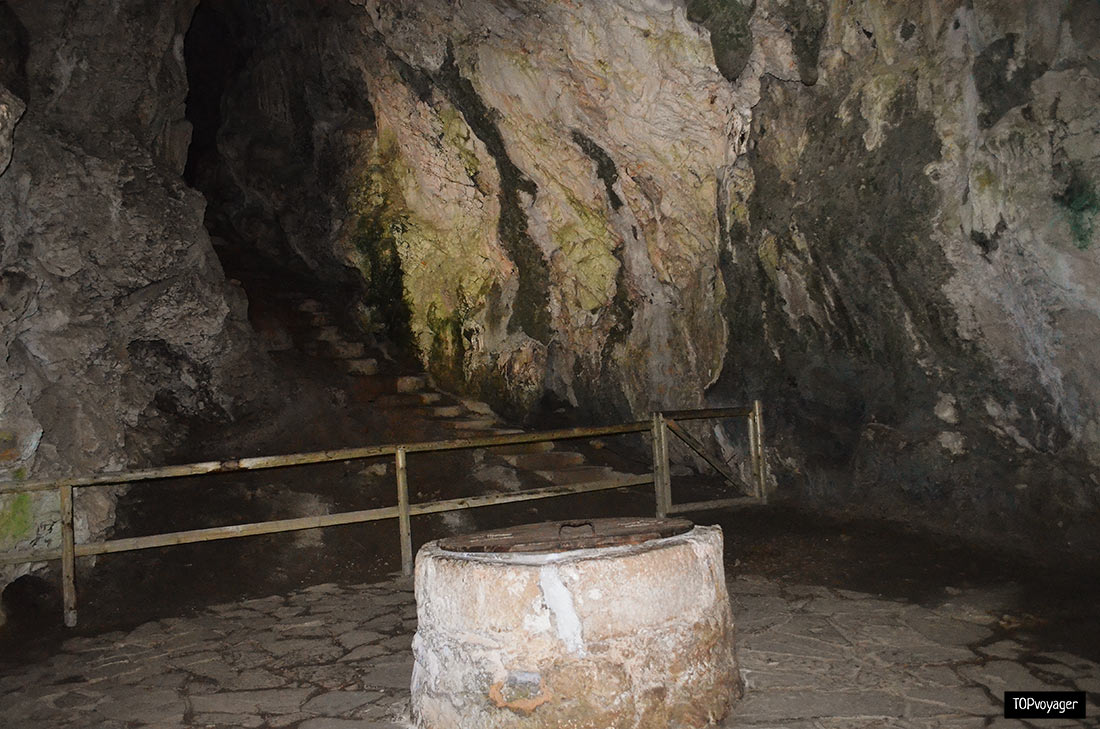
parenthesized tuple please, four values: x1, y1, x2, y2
(437, 516, 693, 554)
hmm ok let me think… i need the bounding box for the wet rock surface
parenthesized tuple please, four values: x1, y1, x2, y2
(0, 83, 21, 175)
(199, 0, 740, 418)
(188, 0, 1100, 552)
(0, 572, 1096, 728)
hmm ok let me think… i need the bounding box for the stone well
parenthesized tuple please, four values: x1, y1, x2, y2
(410, 518, 741, 728)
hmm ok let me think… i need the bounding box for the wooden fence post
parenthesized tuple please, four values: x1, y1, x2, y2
(395, 448, 413, 576)
(651, 413, 671, 517)
(59, 484, 77, 627)
(753, 399, 767, 503)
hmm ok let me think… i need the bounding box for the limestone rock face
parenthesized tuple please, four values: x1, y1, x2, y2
(204, 0, 1100, 549)
(717, 0, 1100, 545)
(12, 0, 197, 172)
(208, 0, 736, 417)
(0, 0, 270, 591)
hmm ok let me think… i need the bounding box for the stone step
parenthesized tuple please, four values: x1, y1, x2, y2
(373, 392, 441, 409)
(457, 427, 526, 439)
(490, 441, 556, 456)
(326, 340, 367, 359)
(431, 405, 464, 418)
(445, 417, 498, 431)
(471, 463, 524, 491)
(395, 375, 430, 393)
(460, 399, 497, 417)
(346, 358, 379, 376)
(314, 326, 342, 343)
(358, 462, 390, 478)
(502, 451, 586, 470)
(452, 426, 505, 439)
(399, 406, 441, 420)
(534, 465, 614, 486)
(258, 327, 295, 352)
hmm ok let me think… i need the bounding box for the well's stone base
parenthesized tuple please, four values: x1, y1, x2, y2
(411, 524, 741, 728)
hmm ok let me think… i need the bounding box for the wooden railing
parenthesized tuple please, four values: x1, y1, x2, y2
(0, 403, 767, 626)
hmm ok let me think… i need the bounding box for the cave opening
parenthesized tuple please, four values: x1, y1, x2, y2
(181, 0, 365, 350)
(181, 0, 254, 276)
(181, 2, 239, 189)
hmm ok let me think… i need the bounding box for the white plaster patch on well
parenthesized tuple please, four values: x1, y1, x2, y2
(410, 524, 741, 729)
(537, 565, 585, 655)
(521, 603, 551, 634)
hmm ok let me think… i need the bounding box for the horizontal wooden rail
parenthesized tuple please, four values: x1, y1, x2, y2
(0, 547, 62, 566)
(660, 406, 753, 421)
(78, 506, 401, 557)
(666, 496, 760, 514)
(0, 421, 650, 496)
(409, 475, 653, 516)
(1, 476, 654, 566)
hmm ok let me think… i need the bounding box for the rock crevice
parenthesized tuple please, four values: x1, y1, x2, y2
(0, 0, 272, 597)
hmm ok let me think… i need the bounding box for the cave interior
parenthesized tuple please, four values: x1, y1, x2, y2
(1, 0, 1099, 723)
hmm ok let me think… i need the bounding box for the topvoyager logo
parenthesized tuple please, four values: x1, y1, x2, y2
(1004, 691, 1086, 719)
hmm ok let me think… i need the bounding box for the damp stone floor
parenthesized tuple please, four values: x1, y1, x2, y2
(1, 574, 1097, 728)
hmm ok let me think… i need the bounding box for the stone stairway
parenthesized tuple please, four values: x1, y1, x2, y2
(284, 295, 652, 530)
(55, 277, 668, 631)
(296, 298, 380, 377)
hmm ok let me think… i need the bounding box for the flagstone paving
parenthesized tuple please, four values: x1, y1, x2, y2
(1, 575, 1096, 728)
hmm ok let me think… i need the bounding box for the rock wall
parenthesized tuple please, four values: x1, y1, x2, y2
(718, 0, 1100, 547)
(0, 0, 26, 175)
(192, 0, 1100, 550)
(205, 0, 738, 420)
(0, 84, 21, 178)
(184, 1, 376, 293)
(0, 0, 271, 600)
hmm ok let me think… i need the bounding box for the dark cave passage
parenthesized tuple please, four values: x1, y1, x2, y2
(180, 0, 363, 346)
(181, 0, 243, 189)
(182, 1, 298, 312)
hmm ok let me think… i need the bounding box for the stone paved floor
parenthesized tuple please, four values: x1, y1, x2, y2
(1, 575, 1097, 728)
